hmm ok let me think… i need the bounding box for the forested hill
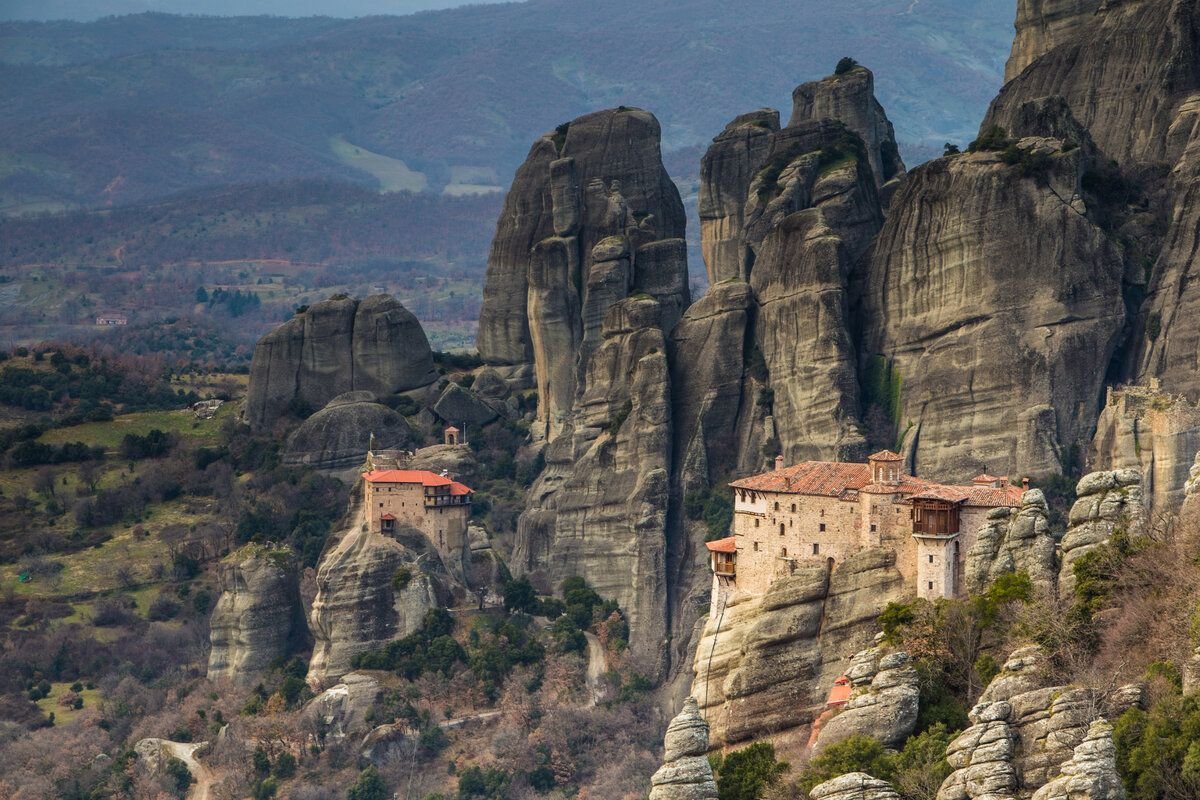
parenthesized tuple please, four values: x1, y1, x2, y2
(0, 0, 1015, 212)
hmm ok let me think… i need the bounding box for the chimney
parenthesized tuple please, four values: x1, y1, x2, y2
(775, 454, 784, 472)
(1021, 477, 1030, 490)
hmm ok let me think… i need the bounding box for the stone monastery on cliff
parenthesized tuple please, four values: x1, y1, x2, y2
(707, 450, 1026, 601)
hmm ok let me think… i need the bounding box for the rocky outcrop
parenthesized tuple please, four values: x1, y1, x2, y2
(965, 490, 1057, 595)
(304, 672, 382, 740)
(1089, 384, 1200, 514)
(476, 107, 687, 377)
(1029, 719, 1125, 800)
(692, 549, 908, 749)
(307, 527, 439, 689)
(246, 295, 436, 430)
(812, 648, 920, 753)
(282, 392, 416, 470)
(515, 296, 673, 671)
(855, 139, 1125, 480)
(988, 0, 1200, 167)
(810, 774, 902, 800)
(699, 110, 779, 284)
(789, 65, 905, 189)
(648, 697, 719, 800)
(1058, 469, 1145, 596)
(432, 382, 500, 428)
(207, 545, 307, 687)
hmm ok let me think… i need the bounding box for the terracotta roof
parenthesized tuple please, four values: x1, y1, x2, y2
(868, 450, 903, 461)
(827, 675, 853, 706)
(705, 537, 738, 553)
(730, 460, 1023, 508)
(363, 470, 474, 495)
(972, 473, 1004, 484)
(380, 513, 396, 521)
(910, 486, 970, 504)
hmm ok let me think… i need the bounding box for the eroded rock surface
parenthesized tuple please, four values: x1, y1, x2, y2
(856, 139, 1125, 480)
(1029, 719, 1125, 800)
(965, 489, 1056, 595)
(648, 697, 719, 800)
(811, 773, 902, 800)
(1059, 469, 1145, 596)
(812, 648, 919, 753)
(692, 549, 908, 749)
(307, 527, 439, 689)
(246, 295, 436, 429)
(282, 392, 416, 470)
(304, 672, 382, 740)
(207, 545, 307, 687)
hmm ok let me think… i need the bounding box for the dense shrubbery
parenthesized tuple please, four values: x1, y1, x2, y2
(711, 741, 789, 800)
(684, 486, 734, 541)
(794, 728, 954, 799)
(1115, 691, 1200, 800)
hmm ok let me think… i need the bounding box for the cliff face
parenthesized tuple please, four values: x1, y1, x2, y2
(207, 546, 307, 687)
(691, 549, 908, 751)
(1058, 469, 1145, 596)
(306, 527, 440, 689)
(246, 295, 436, 430)
(476, 107, 687, 378)
(282, 391, 416, 471)
(855, 140, 1125, 479)
(964, 490, 1057, 596)
(1005, 0, 1102, 82)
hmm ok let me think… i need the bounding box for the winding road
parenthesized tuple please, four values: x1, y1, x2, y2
(161, 741, 213, 800)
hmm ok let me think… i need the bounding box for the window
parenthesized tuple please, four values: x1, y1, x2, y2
(820, 508, 825, 517)
(812, 543, 820, 555)
(774, 502, 780, 511)
(819, 523, 826, 532)
(753, 541, 760, 552)
(379, 503, 384, 508)
(791, 504, 797, 513)
(929, 554, 934, 563)
(781, 547, 787, 557)
(755, 519, 760, 528)
(870, 524, 877, 532)
(779, 523, 785, 536)
(895, 507, 900, 513)
(928, 581, 934, 591)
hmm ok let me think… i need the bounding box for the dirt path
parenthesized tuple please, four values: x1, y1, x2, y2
(161, 741, 213, 800)
(584, 632, 606, 706)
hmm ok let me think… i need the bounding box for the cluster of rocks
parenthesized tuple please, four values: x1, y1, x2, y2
(1058, 469, 1145, 596)
(811, 645, 920, 753)
(965, 489, 1056, 596)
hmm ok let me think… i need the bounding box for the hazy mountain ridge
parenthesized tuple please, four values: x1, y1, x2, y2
(0, 0, 1015, 211)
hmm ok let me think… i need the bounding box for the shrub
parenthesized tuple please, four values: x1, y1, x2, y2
(968, 125, 1014, 153)
(347, 767, 389, 800)
(835, 57, 860, 75)
(165, 757, 193, 796)
(713, 741, 789, 800)
(943, 142, 961, 156)
(503, 575, 538, 614)
(273, 752, 296, 779)
(1114, 693, 1200, 800)
(147, 595, 181, 621)
(456, 766, 511, 799)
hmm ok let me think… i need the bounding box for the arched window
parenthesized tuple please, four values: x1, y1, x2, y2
(791, 503, 797, 513)
(779, 523, 785, 536)
(781, 547, 788, 557)
(774, 502, 780, 511)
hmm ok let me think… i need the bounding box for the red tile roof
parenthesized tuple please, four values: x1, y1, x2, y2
(910, 486, 970, 504)
(972, 473, 1004, 485)
(380, 513, 396, 521)
(705, 537, 738, 553)
(868, 450, 903, 461)
(363, 469, 473, 495)
(730, 460, 1023, 508)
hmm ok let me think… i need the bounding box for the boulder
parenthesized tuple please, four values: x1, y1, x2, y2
(282, 392, 416, 470)
(303, 672, 382, 740)
(207, 545, 307, 687)
(246, 295, 436, 429)
(1029, 719, 1125, 800)
(1058, 469, 1145, 596)
(432, 382, 500, 428)
(810, 773, 902, 800)
(647, 698, 719, 800)
(812, 648, 920, 753)
(965, 490, 1056, 596)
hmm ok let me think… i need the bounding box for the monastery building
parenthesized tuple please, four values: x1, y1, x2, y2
(706, 450, 1025, 601)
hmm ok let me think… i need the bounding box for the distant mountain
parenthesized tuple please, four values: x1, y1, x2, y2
(0, 1, 510, 23)
(0, 0, 1016, 212)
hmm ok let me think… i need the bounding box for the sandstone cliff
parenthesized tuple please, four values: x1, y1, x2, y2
(207, 544, 307, 687)
(246, 295, 436, 430)
(1005, 1, 1102, 83)
(965, 489, 1056, 596)
(1058, 469, 1145, 596)
(855, 138, 1125, 480)
(691, 549, 908, 751)
(306, 526, 440, 689)
(648, 697, 719, 800)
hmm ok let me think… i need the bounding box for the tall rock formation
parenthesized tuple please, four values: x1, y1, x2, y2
(476, 107, 687, 384)
(691, 549, 908, 750)
(1004, 1, 1102, 83)
(855, 137, 1125, 480)
(306, 526, 440, 689)
(965, 489, 1057, 595)
(1029, 720, 1126, 800)
(246, 295, 436, 430)
(1058, 469, 1145, 596)
(647, 698, 719, 800)
(207, 545, 307, 687)
(810, 647, 920, 754)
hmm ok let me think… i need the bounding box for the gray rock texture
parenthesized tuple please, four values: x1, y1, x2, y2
(812, 648, 920, 753)
(648, 697, 719, 800)
(1004, 0, 1101, 83)
(282, 392, 416, 470)
(476, 107, 687, 371)
(432, 382, 500, 428)
(855, 139, 1125, 480)
(1029, 719, 1125, 800)
(810, 773, 902, 800)
(1058, 469, 1145, 596)
(306, 527, 439, 689)
(789, 66, 906, 189)
(246, 295, 436, 430)
(965, 489, 1057, 596)
(207, 545, 306, 687)
(692, 549, 908, 749)
(304, 672, 382, 740)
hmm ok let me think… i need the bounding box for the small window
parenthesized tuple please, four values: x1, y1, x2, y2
(379, 502, 384, 508)
(812, 543, 819, 556)
(781, 547, 787, 557)
(895, 507, 900, 513)
(928, 581, 934, 591)
(929, 554, 934, 563)
(755, 518, 760, 528)
(870, 524, 877, 532)
(820, 508, 825, 517)
(791, 504, 797, 513)
(754, 541, 760, 552)
(819, 523, 826, 532)
(779, 523, 786, 536)
(774, 502, 780, 511)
